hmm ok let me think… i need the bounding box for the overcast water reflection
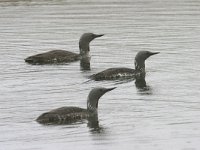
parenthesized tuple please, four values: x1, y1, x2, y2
(1, 0, 200, 150)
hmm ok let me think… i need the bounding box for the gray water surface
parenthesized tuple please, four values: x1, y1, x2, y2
(1, 0, 200, 150)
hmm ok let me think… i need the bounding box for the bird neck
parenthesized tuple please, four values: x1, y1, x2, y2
(134, 60, 145, 72)
(87, 97, 98, 114)
(134, 60, 146, 79)
(79, 43, 90, 57)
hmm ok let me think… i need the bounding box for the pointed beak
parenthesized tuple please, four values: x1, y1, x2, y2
(150, 52, 160, 56)
(105, 87, 117, 93)
(93, 34, 104, 38)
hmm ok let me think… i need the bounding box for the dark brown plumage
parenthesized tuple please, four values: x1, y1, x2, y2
(25, 50, 80, 64)
(90, 68, 136, 81)
(36, 107, 88, 124)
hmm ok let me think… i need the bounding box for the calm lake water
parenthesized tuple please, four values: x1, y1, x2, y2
(1, 0, 200, 150)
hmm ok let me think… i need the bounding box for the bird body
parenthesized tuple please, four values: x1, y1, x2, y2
(25, 50, 80, 64)
(36, 107, 89, 124)
(90, 68, 137, 81)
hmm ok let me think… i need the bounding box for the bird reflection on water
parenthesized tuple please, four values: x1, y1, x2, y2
(87, 115, 104, 133)
(135, 77, 153, 95)
(80, 57, 91, 71)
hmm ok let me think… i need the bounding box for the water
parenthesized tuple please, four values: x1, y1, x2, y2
(1, 0, 200, 149)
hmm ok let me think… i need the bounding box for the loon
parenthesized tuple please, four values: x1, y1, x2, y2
(90, 51, 159, 81)
(36, 87, 116, 124)
(25, 33, 104, 65)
